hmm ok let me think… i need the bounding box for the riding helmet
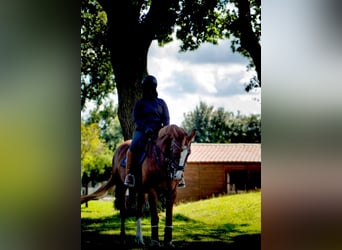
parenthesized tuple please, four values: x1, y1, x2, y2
(141, 75, 157, 88)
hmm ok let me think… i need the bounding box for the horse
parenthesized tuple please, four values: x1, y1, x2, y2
(81, 124, 196, 247)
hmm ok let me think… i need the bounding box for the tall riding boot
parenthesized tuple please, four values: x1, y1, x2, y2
(124, 150, 135, 187)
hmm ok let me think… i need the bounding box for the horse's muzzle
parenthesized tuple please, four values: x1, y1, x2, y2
(173, 170, 183, 181)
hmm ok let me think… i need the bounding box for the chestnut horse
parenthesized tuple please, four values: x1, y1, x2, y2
(81, 124, 196, 247)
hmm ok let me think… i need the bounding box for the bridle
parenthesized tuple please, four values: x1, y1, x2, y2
(163, 138, 191, 181)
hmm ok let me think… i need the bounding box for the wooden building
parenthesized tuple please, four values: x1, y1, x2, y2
(176, 143, 261, 203)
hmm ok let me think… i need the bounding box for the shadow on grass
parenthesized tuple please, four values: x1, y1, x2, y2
(81, 232, 260, 250)
(81, 212, 260, 249)
(81, 214, 122, 232)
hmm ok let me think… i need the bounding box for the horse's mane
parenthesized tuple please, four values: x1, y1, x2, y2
(158, 124, 185, 144)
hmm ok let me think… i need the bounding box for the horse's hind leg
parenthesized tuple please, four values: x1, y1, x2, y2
(135, 191, 146, 246)
(148, 189, 160, 247)
(115, 184, 127, 244)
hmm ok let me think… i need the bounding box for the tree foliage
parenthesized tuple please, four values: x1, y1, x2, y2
(81, 0, 114, 109)
(81, 0, 261, 139)
(176, 0, 261, 89)
(83, 99, 124, 151)
(181, 101, 261, 143)
(81, 121, 113, 184)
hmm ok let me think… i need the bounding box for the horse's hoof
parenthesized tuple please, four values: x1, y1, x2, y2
(119, 234, 126, 245)
(164, 241, 175, 248)
(150, 239, 161, 247)
(136, 239, 145, 247)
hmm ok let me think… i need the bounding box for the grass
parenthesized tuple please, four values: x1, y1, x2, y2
(81, 191, 261, 249)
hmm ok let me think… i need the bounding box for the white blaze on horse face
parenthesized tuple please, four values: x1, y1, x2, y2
(179, 146, 189, 167)
(174, 170, 183, 180)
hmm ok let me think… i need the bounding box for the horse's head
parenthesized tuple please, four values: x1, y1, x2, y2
(158, 125, 196, 174)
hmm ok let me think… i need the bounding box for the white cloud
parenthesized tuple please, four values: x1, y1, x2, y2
(83, 39, 260, 126)
(148, 39, 260, 125)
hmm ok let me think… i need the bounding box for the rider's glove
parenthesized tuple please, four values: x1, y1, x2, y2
(145, 127, 154, 135)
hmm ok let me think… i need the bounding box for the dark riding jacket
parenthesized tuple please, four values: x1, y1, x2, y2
(133, 97, 170, 133)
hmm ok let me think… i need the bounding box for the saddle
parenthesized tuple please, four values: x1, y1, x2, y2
(120, 135, 156, 168)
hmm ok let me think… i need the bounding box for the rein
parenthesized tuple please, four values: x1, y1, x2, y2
(153, 139, 188, 181)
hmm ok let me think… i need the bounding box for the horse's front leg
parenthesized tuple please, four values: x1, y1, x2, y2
(164, 189, 177, 247)
(148, 189, 160, 247)
(136, 191, 146, 246)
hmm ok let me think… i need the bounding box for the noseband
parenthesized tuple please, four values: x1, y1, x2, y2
(163, 139, 191, 181)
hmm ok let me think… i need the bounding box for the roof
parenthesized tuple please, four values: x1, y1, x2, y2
(188, 143, 261, 163)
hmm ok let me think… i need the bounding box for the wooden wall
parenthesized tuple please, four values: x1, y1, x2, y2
(176, 162, 261, 203)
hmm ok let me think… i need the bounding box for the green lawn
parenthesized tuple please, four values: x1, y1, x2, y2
(81, 191, 261, 249)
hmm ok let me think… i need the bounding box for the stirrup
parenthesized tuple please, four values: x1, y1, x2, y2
(124, 174, 135, 187)
(178, 178, 186, 189)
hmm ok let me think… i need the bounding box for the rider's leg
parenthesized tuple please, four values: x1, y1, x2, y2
(124, 130, 144, 187)
(124, 149, 135, 187)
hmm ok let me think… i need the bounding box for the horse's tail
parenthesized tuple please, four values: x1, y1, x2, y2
(80, 175, 116, 204)
(81, 140, 131, 205)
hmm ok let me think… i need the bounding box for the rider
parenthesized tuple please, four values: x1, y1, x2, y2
(124, 75, 170, 187)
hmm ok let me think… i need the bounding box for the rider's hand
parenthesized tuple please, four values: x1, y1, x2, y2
(145, 127, 154, 135)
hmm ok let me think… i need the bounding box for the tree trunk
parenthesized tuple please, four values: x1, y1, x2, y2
(109, 41, 151, 140)
(99, 1, 153, 140)
(85, 182, 89, 208)
(237, 0, 261, 85)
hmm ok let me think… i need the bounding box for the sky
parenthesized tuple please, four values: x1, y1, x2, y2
(83, 38, 261, 126)
(146, 39, 261, 126)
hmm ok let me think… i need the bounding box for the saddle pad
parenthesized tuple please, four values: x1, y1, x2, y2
(120, 152, 146, 168)
(120, 156, 126, 167)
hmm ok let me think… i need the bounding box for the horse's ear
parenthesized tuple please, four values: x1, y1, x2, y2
(187, 129, 196, 142)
